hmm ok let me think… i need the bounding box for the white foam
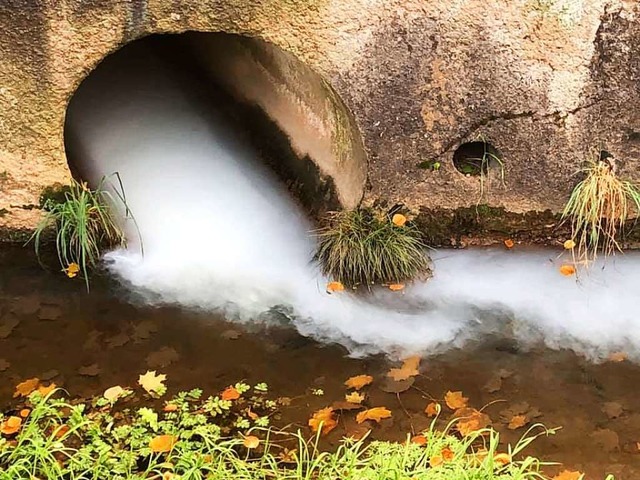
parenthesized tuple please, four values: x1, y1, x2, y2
(65, 42, 640, 361)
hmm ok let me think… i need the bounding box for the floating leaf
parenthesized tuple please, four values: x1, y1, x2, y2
(425, 402, 440, 417)
(308, 407, 337, 435)
(221, 386, 241, 401)
(388, 283, 405, 291)
(149, 434, 177, 453)
(344, 374, 373, 390)
(445, 391, 468, 410)
(78, 364, 101, 377)
(64, 262, 80, 278)
(455, 408, 491, 436)
(146, 347, 180, 368)
(559, 264, 576, 276)
(0, 359, 9, 372)
(37, 383, 56, 396)
(243, 435, 260, 449)
(326, 281, 345, 293)
(392, 214, 407, 227)
(138, 371, 167, 395)
(387, 355, 420, 381)
(552, 471, 583, 480)
(104, 386, 126, 402)
(14, 378, 40, 398)
(0, 416, 22, 435)
(380, 376, 414, 393)
(563, 239, 576, 250)
(504, 239, 515, 249)
(508, 414, 528, 430)
(356, 407, 392, 424)
(345, 392, 365, 404)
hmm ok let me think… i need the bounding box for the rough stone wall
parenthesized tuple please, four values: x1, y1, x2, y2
(1, 0, 639, 239)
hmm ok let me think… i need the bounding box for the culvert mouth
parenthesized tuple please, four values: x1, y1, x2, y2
(452, 141, 502, 176)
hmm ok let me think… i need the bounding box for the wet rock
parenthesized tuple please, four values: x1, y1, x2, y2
(0, 314, 20, 339)
(589, 428, 619, 453)
(146, 346, 180, 368)
(38, 304, 62, 321)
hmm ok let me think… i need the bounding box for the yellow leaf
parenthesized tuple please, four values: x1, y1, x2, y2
(138, 371, 166, 395)
(149, 434, 177, 453)
(425, 402, 440, 417)
(504, 239, 515, 249)
(388, 283, 405, 291)
(19, 409, 30, 418)
(308, 407, 337, 435)
(559, 264, 576, 276)
(345, 392, 365, 404)
(37, 383, 56, 396)
(221, 386, 241, 401)
(494, 453, 511, 465)
(508, 414, 527, 430)
(326, 281, 345, 293)
(455, 408, 491, 436)
(103, 386, 126, 402)
(64, 262, 80, 278)
(387, 355, 420, 381)
(0, 416, 22, 435)
(445, 391, 468, 410)
(14, 378, 40, 398)
(563, 239, 576, 250)
(429, 455, 443, 467)
(411, 434, 427, 446)
(356, 407, 392, 424)
(392, 214, 407, 226)
(552, 471, 584, 480)
(243, 435, 260, 449)
(344, 374, 373, 390)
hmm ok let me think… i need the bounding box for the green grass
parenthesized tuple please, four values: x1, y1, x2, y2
(313, 210, 431, 288)
(0, 388, 607, 480)
(28, 174, 138, 289)
(562, 158, 640, 264)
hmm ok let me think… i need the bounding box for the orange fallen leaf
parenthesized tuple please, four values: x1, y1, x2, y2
(442, 446, 454, 461)
(425, 402, 440, 417)
(392, 214, 407, 227)
(345, 392, 365, 404)
(388, 283, 405, 291)
(0, 416, 22, 435)
(247, 409, 259, 420)
(64, 262, 80, 278)
(221, 386, 241, 401)
(14, 378, 40, 398)
(387, 355, 420, 381)
(163, 403, 178, 412)
(563, 239, 576, 250)
(308, 407, 337, 435)
(559, 264, 576, 276)
(19, 409, 30, 418)
(608, 351, 627, 363)
(344, 374, 373, 390)
(504, 239, 515, 249)
(326, 281, 345, 293)
(54, 424, 70, 439)
(37, 383, 56, 396)
(149, 434, 177, 453)
(243, 435, 260, 449)
(552, 471, 583, 480)
(411, 434, 427, 446)
(445, 391, 468, 410)
(494, 453, 511, 466)
(508, 414, 528, 430)
(455, 408, 491, 436)
(356, 406, 392, 424)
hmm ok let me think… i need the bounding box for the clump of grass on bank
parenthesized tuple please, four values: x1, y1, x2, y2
(29, 174, 138, 289)
(313, 209, 431, 288)
(562, 156, 640, 264)
(0, 386, 603, 480)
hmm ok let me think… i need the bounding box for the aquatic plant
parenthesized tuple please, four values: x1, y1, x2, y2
(313, 209, 431, 288)
(29, 174, 137, 289)
(562, 155, 640, 264)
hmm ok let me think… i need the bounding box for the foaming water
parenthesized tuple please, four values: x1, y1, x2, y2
(65, 40, 640, 360)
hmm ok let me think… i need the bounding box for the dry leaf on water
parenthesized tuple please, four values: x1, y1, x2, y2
(308, 407, 337, 435)
(559, 264, 576, 276)
(455, 408, 491, 436)
(0, 416, 22, 435)
(392, 214, 407, 227)
(0, 359, 9, 372)
(106, 332, 130, 349)
(64, 262, 80, 278)
(386, 355, 420, 381)
(445, 391, 468, 410)
(104, 386, 127, 402)
(326, 281, 345, 293)
(504, 239, 515, 249)
(430, 447, 454, 467)
(553, 471, 583, 480)
(149, 434, 177, 453)
(14, 378, 40, 398)
(146, 347, 180, 369)
(0, 316, 20, 339)
(602, 401, 624, 419)
(345, 392, 365, 404)
(380, 376, 415, 394)
(138, 371, 167, 395)
(221, 386, 241, 401)
(37, 383, 56, 396)
(507, 414, 528, 430)
(344, 374, 373, 390)
(78, 364, 101, 377)
(243, 435, 260, 449)
(425, 402, 440, 417)
(356, 407, 392, 424)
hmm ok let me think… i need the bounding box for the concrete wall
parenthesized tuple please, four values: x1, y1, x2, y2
(1, 0, 639, 240)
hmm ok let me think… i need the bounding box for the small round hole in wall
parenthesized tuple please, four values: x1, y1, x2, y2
(453, 141, 502, 176)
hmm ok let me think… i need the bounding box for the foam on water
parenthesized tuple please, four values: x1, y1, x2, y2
(65, 41, 640, 360)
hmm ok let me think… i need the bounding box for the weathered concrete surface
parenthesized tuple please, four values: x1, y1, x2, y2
(1, 0, 639, 239)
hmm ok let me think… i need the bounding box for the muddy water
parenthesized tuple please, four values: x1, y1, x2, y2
(1, 245, 640, 479)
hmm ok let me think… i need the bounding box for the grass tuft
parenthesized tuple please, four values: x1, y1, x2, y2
(313, 210, 431, 288)
(28, 173, 138, 290)
(562, 157, 640, 264)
